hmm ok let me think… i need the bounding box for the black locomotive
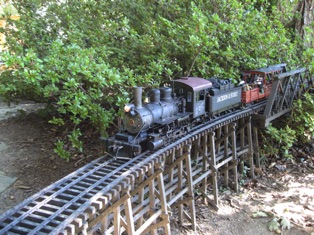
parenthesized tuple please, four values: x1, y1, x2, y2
(103, 64, 286, 158)
(103, 76, 242, 158)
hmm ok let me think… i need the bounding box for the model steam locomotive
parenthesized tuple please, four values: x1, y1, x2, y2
(103, 64, 286, 158)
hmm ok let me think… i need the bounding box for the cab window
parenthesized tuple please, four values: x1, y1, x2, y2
(195, 90, 205, 102)
(187, 91, 192, 102)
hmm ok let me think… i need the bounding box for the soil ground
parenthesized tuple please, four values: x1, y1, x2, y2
(0, 100, 313, 235)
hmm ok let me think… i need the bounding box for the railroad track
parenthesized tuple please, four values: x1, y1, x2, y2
(0, 102, 266, 234)
(0, 153, 156, 234)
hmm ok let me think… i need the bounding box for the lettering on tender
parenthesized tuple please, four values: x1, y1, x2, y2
(217, 91, 238, 103)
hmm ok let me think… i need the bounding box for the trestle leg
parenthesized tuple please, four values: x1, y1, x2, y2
(223, 125, 229, 187)
(253, 127, 261, 168)
(247, 118, 255, 178)
(231, 123, 238, 192)
(210, 132, 219, 206)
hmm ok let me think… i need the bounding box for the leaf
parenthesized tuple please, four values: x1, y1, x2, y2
(280, 217, 291, 230)
(269, 218, 280, 232)
(252, 211, 268, 218)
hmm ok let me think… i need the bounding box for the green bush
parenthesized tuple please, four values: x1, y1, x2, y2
(261, 93, 314, 160)
(290, 93, 314, 142)
(262, 125, 296, 159)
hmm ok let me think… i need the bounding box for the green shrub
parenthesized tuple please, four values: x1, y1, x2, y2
(290, 93, 314, 142)
(261, 93, 314, 160)
(261, 125, 296, 159)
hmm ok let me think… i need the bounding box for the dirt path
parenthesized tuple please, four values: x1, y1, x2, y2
(0, 100, 82, 214)
(0, 100, 313, 234)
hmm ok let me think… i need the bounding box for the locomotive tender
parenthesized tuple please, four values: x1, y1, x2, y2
(104, 64, 286, 158)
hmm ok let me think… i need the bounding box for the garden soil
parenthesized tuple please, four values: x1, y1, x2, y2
(0, 100, 313, 235)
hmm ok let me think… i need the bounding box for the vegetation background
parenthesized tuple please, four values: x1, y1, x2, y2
(0, 0, 313, 159)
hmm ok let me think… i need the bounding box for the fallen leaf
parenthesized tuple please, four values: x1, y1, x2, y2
(269, 218, 280, 232)
(16, 185, 31, 190)
(269, 162, 276, 168)
(281, 217, 291, 230)
(252, 211, 268, 218)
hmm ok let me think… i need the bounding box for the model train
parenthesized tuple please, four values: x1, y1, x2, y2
(103, 64, 286, 158)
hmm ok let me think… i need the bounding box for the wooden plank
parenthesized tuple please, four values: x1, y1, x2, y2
(87, 193, 130, 229)
(231, 123, 238, 192)
(185, 145, 196, 230)
(157, 171, 170, 235)
(178, 148, 184, 224)
(194, 185, 219, 210)
(223, 125, 229, 187)
(148, 166, 157, 235)
(167, 150, 176, 201)
(210, 132, 218, 206)
(130, 169, 163, 197)
(167, 187, 188, 206)
(202, 133, 209, 205)
(247, 119, 255, 179)
(113, 204, 120, 235)
(124, 197, 135, 234)
(134, 210, 162, 235)
(253, 127, 260, 168)
(137, 220, 169, 235)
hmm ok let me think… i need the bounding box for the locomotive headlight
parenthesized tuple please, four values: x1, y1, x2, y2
(124, 105, 131, 113)
(124, 104, 134, 113)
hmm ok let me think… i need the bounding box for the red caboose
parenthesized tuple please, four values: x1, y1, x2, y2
(241, 64, 286, 104)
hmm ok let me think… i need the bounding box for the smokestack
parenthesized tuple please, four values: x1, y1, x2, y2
(134, 87, 142, 109)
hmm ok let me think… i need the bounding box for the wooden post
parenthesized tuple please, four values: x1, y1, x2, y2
(137, 171, 145, 228)
(185, 145, 196, 230)
(231, 123, 238, 192)
(210, 132, 218, 206)
(148, 165, 157, 235)
(156, 170, 171, 235)
(202, 133, 209, 205)
(223, 125, 229, 187)
(253, 127, 261, 168)
(114, 204, 121, 235)
(178, 148, 184, 225)
(247, 117, 255, 178)
(216, 127, 222, 152)
(167, 150, 176, 201)
(240, 118, 245, 149)
(124, 197, 135, 234)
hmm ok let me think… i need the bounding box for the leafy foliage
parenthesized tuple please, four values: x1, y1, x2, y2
(262, 125, 296, 159)
(0, 1, 18, 16)
(290, 93, 314, 142)
(0, 0, 309, 159)
(261, 93, 314, 160)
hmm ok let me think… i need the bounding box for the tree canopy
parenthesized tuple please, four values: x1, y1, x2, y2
(0, 0, 312, 158)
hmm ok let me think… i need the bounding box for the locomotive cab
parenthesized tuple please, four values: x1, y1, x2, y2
(173, 77, 212, 118)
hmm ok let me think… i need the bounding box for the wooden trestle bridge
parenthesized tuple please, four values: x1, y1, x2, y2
(0, 68, 313, 234)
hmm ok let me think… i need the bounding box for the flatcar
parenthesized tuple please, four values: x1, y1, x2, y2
(103, 64, 286, 158)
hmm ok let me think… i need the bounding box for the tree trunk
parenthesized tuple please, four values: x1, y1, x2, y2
(295, 0, 314, 41)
